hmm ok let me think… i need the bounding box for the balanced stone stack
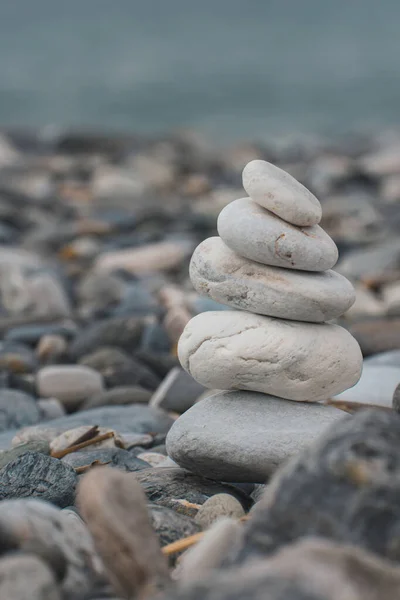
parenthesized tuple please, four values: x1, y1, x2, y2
(166, 160, 363, 483)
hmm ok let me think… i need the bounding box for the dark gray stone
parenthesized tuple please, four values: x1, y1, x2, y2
(134, 351, 179, 379)
(5, 324, 76, 346)
(111, 282, 161, 317)
(79, 346, 160, 390)
(81, 385, 152, 410)
(225, 409, 400, 566)
(69, 316, 145, 360)
(133, 467, 250, 514)
(140, 322, 172, 354)
(0, 389, 41, 431)
(148, 503, 200, 547)
(62, 448, 149, 472)
(0, 452, 77, 507)
(150, 367, 206, 413)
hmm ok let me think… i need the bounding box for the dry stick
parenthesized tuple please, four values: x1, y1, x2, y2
(74, 460, 112, 474)
(66, 425, 100, 448)
(161, 515, 250, 556)
(51, 432, 115, 459)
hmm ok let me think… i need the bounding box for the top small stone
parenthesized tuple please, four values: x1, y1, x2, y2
(242, 159, 322, 226)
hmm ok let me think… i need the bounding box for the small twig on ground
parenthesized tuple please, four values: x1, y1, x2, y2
(51, 432, 115, 459)
(162, 515, 250, 556)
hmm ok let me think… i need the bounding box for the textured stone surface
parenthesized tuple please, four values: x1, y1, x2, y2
(37, 365, 104, 410)
(0, 452, 77, 507)
(178, 311, 362, 401)
(225, 409, 400, 565)
(190, 237, 355, 322)
(332, 364, 400, 407)
(218, 198, 338, 271)
(0, 440, 50, 470)
(133, 467, 250, 511)
(166, 391, 346, 482)
(62, 447, 149, 472)
(242, 159, 322, 226)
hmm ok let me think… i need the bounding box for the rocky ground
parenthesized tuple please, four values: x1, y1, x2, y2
(0, 127, 399, 598)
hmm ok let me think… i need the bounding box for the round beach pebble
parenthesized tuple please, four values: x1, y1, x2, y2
(166, 391, 346, 482)
(178, 311, 362, 402)
(218, 198, 338, 271)
(37, 365, 104, 410)
(242, 159, 322, 226)
(190, 237, 355, 322)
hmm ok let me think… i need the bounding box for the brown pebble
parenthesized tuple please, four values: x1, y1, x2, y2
(195, 494, 245, 529)
(77, 466, 170, 599)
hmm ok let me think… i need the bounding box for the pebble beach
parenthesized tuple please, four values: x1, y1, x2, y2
(0, 126, 400, 599)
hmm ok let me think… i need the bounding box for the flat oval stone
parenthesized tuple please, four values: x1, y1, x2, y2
(178, 311, 362, 402)
(217, 198, 338, 271)
(166, 391, 346, 482)
(190, 237, 355, 322)
(37, 365, 104, 410)
(242, 159, 322, 226)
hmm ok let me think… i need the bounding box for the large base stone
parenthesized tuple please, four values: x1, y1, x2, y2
(166, 391, 347, 483)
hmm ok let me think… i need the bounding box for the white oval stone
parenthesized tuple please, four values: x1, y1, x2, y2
(178, 311, 362, 402)
(37, 365, 104, 410)
(166, 391, 347, 482)
(242, 159, 322, 226)
(217, 198, 338, 271)
(190, 237, 355, 322)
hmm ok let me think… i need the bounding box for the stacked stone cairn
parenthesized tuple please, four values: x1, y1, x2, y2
(166, 160, 363, 483)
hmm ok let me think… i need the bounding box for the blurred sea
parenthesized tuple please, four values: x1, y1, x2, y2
(1, 0, 400, 141)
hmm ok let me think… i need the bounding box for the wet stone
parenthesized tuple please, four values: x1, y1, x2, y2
(0, 452, 77, 507)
